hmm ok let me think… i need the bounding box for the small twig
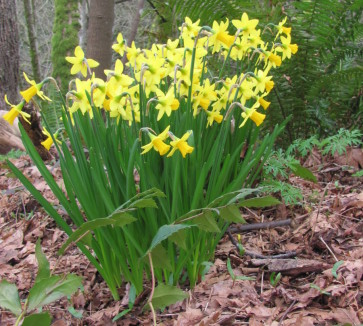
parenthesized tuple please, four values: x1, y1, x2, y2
(148, 253, 157, 326)
(319, 236, 338, 262)
(310, 183, 330, 242)
(226, 230, 296, 259)
(229, 219, 291, 233)
(260, 271, 264, 295)
(278, 299, 296, 326)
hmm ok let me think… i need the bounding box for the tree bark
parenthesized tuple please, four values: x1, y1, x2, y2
(86, 0, 115, 79)
(23, 0, 41, 81)
(0, 0, 20, 110)
(51, 0, 80, 93)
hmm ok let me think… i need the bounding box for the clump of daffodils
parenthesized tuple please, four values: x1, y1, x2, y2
(4, 14, 297, 154)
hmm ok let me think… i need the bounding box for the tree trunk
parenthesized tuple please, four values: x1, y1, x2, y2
(23, 0, 41, 81)
(51, 0, 80, 93)
(128, 0, 145, 46)
(0, 0, 20, 110)
(86, 0, 115, 79)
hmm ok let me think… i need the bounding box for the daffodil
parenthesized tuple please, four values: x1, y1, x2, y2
(155, 88, 180, 121)
(267, 52, 282, 67)
(65, 46, 99, 77)
(275, 17, 291, 38)
(275, 35, 298, 60)
(240, 107, 266, 127)
(167, 131, 194, 158)
(209, 19, 235, 53)
(258, 97, 271, 110)
(41, 127, 61, 151)
(3, 96, 29, 125)
(141, 126, 171, 156)
(253, 69, 274, 94)
(206, 109, 224, 127)
(20, 72, 51, 103)
(112, 33, 126, 56)
(232, 13, 259, 36)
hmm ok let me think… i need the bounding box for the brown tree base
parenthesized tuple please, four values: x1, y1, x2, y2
(19, 102, 52, 161)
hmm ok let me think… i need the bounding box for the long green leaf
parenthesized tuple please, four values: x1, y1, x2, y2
(238, 196, 281, 208)
(34, 240, 50, 284)
(58, 211, 137, 255)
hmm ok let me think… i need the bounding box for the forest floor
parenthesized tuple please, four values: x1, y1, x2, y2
(0, 148, 362, 325)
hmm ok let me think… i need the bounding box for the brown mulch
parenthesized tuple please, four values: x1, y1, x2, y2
(0, 148, 362, 325)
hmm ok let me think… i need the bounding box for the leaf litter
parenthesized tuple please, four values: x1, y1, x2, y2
(0, 148, 362, 325)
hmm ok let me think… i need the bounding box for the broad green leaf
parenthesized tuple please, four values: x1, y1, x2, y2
(211, 188, 259, 207)
(332, 260, 344, 279)
(27, 274, 82, 312)
(0, 280, 22, 316)
(35, 239, 50, 284)
(147, 224, 193, 254)
(238, 196, 280, 208)
(145, 245, 172, 271)
(130, 198, 157, 209)
(219, 205, 246, 223)
(59, 212, 136, 255)
(22, 312, 51, 326)
(193, 211, 220, 232)
(169, 229, 187, 250)
(288, 162, 317, 183)
(148, 284, 188, 310)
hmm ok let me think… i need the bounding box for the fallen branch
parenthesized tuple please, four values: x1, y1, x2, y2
(226, 230, 296, 259)
(228, 219, 291, 233)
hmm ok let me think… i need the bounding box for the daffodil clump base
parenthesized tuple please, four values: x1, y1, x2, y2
(7, 14, 297, 302)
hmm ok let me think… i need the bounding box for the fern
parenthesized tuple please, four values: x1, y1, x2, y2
(320, 128, 363, 156)
(262, 180, 303, 206)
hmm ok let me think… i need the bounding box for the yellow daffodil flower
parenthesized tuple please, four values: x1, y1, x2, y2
(240, 107, 266, 127)
(155, 88, 180, 121)
(275, 17, 291, 38)
(210, 19, 235, 53)
(267, 52, 282, 67)
(232, 13, 259, 36)
(206, 109, 224, 127)
(68, 78, 92, 116)
(3, 96, 29, 125)
(141, 126, 171, 156)
(258, 97, 271, 110)
(275, 35, 298, 60)
(253, 69, 274, 94)
(41, 127, 61, 151)
(112, 33, 126, 56)
(20, 72, 51, 103)
(65, 46, 99, 77)
(167, 131, 194, 158)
